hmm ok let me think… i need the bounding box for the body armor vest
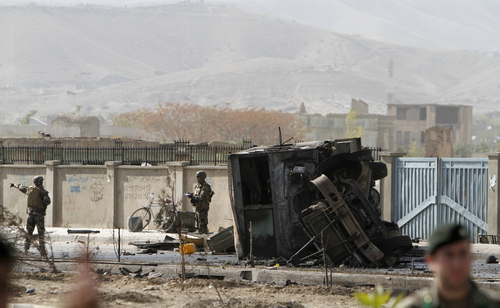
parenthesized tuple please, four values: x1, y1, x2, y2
(27, 186, 45, 209)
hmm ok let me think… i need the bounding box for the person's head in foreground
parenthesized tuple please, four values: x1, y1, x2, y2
(425, 223, 472, 300)
(0, 238, 14, 308)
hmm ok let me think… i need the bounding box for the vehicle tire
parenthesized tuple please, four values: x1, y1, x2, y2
(350, 149, 374, 162)
(129, 208, 151, 232)
(369, 162, 388, 180)
(314, 157, 363, 182)
(159, 203, 176, 232)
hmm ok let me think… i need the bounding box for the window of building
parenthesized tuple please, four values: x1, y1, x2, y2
(419, 108, 427, 121)
(436, 106, 459, 124)
(404, 131, 411, 145)
(421, 131, 425, 144)
(396, 131, 402, 146)
(397, 108, 407, 120)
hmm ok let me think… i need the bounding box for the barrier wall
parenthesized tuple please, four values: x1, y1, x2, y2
(0, 161, 233, 233)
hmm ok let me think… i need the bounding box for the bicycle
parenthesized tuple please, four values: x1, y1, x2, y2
(128, 193, 177, 232)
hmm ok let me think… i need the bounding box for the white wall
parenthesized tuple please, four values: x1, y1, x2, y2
(0, 162, 233, 233)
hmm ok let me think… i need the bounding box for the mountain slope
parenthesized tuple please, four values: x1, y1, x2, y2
(0, 3, 499, 119)
(220, 0, 500, 52)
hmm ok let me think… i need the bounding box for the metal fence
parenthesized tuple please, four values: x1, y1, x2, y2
(0, 140, 253, 166)
(0, 141, 383, 165)
(369, 147, 384, 161)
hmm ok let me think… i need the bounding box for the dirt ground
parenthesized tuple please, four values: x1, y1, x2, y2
(7, 269, 368, 308)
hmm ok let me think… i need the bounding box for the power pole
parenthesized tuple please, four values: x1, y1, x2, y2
(386, 58, 394, 105)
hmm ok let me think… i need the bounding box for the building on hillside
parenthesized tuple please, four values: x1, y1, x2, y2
(297, 99, 395, 149)
(387, 104, 472, 147)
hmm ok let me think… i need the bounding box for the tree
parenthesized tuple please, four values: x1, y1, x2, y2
(112, 103, 309, 145)
(65, 105, 85, 116)
(476, 140, 491, 153)
(454, 142, 473, 158)
(407, 141, 425, 157)
(19, 110, 38, 125)
(344, 110, 364, 139)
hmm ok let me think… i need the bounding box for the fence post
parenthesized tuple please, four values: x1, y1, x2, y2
(106, 161, 123, 228)
(488, 153, 500, 235)
(114, 139, 123, 162)
(166, 161, 191, 212)
(379, 152, 406, 223)
(45, 160, 61, 227)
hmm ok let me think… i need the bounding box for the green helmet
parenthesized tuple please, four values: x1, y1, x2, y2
(196, 171, 207, 179)
(33, 176, 44, 186)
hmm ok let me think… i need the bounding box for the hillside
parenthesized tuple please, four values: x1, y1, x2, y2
(220, 0, 500, 52)
(0, 3, 500, 121)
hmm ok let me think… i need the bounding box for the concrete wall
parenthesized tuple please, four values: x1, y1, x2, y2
(351, 98, 368, 114)
(424, 126, 454, 158)
(0, 125, 159, 141)
(488, 153, 500, 235)
(0, 165, 47, 219)
(0, 137, 159, 147)
(0, 162, 233, 233)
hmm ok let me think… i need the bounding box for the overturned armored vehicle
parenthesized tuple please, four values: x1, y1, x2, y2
(229, 138, 412, 267)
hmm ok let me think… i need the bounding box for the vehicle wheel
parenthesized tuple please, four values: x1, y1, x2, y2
(314, 157, 363, 183)
(350, 149, 374, 162)
(369, 162, 388, 180)
(159, 203, 176, 232)
(129, 208, 151, 232)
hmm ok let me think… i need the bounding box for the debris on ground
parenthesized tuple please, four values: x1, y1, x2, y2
(486, 255, 498, 264)
(67, 229, 100, 234)
(207, 226, 235, 253)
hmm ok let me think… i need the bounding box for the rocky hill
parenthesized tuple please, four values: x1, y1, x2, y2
(220, 0, 500, 52)
(0, 3, 499, 121)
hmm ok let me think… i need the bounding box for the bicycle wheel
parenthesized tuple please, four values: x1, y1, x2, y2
(159, 203, 176, 232)
(129, 208, 152, 232)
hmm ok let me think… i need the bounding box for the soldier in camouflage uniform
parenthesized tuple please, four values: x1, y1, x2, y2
(186, 171, 213, 234)
(11, 176, 51, 254)
(397, 223, 500, 308)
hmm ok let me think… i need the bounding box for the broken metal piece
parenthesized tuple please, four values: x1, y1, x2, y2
(207, 226, 235, 253)
(129, 241, 179, 250)
(67, 229, 100, 234)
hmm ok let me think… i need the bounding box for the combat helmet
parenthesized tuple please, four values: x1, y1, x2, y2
(33, 176, 44, 186)
(195, 171, 207, 179)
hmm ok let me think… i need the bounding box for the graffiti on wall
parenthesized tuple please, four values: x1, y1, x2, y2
(121, 175, 164, 183)
(90, 181, 104, 202)
(123, 184, 153, 200)
(17, 175, 30, 187)
(121, 174, 168, 201)
(67, 174, 106, 203)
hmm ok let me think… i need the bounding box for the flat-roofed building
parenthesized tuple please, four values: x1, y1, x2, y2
(387, 104, 472, 147)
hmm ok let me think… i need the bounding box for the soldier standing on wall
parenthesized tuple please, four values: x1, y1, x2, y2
(185, 171, 213, 234)
(10, 176, 51, 254)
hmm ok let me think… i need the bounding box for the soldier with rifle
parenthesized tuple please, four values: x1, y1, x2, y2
(11, 176, 51, 254)
(185, 171, 213, 234)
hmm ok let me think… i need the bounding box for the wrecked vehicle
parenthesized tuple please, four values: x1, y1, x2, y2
(228, 138, 412, 267)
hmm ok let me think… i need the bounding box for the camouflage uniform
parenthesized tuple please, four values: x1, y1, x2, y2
(397, 280, 500, 308)
(192, 182, 212, 234)
(13, 182, 51, 253)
